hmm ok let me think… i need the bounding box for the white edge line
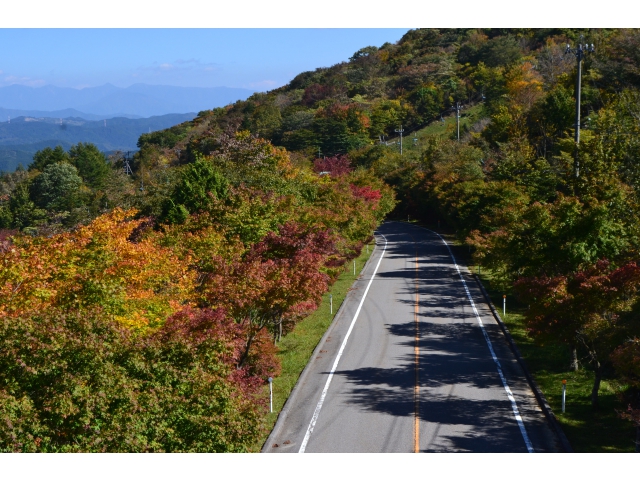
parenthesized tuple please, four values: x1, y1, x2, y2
(424, 226, 535, 453)
(298, 233, 388, 453)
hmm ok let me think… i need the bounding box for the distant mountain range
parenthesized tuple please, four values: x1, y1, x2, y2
(0, 113, 196, 172)
(0, 107, 142, 121)
(0, 82, 256, 172)
(0, 83, 255, 118)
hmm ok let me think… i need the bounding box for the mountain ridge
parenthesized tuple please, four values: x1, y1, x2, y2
(0, 107, 142, 121)
(0, 112, 197, 172)
(0, 83, 255, 118)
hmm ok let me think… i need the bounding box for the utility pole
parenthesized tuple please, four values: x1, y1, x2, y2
(566, 38, 595, 178)
(452, 102, 463, 141)
(123, 151, 133, 176)
(395, 125, 404, 155)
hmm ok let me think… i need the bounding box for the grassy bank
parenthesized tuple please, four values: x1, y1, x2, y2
(251, 240, 376, 451)
(476, 269, 637, 452)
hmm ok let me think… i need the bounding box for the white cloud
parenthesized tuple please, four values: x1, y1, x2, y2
(136, 59, 220, 77)
(3, 75, 46, 87)
(174, 59, 201, 66)
(247, 79, 278, 90)
(124, 59, 226, 87)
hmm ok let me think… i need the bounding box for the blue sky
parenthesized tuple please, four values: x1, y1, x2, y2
(0, 29, 410, 91)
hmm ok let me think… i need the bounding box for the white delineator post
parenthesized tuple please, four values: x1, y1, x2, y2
(562, 379, 566, 413)
(353, 260, 356, 275)
(268, 377, 273, 413)
(503, 295, 506, 317)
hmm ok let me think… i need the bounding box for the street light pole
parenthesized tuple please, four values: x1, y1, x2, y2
(566, 38, 595, 178)
(451, 102, 463, 141)
(395, 125, 404, 155)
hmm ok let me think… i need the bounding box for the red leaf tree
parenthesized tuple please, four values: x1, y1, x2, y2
(313, 155, 353, 177)
(515, 260, 640, 407)
(202, 222, 334, 366)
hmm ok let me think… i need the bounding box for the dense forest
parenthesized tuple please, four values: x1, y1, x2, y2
(0, 123, 394, 452)
(2, 28, 640, 451)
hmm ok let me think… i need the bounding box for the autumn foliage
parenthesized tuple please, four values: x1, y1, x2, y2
(0, 208, 193, 330)
(0, 132, 394, 452)
(313, 155, 353, 177)
(0, 308, 271, 452)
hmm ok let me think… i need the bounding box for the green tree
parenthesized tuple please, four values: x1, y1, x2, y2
(408, 84, 444, 124)
(160, 156, 229, 224)
(250, 103, 282, 139)
(8, 181, 45, 230)
(477, 35, 522, 68)
(28, 146, 70, 172)
(29, 163, 83, 213)
(370, 100, 405, 138)
(0, 308, 270, 452)
(69, 143, 110, 190)
(469, 192, 636, 287)
(0, 203, 12, 229)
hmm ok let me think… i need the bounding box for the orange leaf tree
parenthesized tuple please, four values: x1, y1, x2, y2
(0, 208, 194, 330)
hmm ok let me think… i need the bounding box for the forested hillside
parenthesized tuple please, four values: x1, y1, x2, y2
(139, 28, 639, 449)
(0, 109, 394, 452)
(1, 28, 640, 451)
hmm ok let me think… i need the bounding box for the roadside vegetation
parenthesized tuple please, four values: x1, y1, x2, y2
(0, 133, 394, 451)
(478, 268, 637, 452)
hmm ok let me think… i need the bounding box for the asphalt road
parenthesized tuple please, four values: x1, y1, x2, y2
(263, 221, 559, 453)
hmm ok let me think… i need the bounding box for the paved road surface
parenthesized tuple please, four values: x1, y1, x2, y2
(263, 221, 559, 453)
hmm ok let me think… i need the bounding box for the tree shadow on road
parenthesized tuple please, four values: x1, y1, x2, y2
(328, 320, 534, 452)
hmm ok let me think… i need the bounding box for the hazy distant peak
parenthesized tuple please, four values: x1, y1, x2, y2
(0, 83, 253, 118)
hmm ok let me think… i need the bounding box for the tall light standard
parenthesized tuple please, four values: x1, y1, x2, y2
(566, 38, 595, 178)
(451, 102, 463, 141)
(395, 125, 405, 155)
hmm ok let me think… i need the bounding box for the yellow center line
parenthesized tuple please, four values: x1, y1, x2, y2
(414, 243, 420, 453)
